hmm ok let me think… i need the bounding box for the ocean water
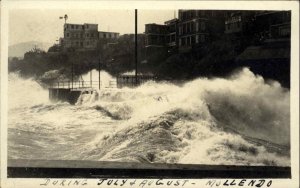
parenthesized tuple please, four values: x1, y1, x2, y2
(8, 68, 290, 166)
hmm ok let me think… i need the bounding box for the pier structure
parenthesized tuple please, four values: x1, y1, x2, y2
(48, 80, 101, 104)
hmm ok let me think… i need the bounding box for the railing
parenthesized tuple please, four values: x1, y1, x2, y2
(116, 75, 155, 88)
(49, 80, 118, 90)
(49, 81, 102, 89)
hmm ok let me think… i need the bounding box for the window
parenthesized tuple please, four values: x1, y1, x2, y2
(66, 33, 69, 37)
(80, 34, 83, 38)
(191, 36, 195, 44)
(171, 35, 175, 42)
(227, 24, 231, 30)
(187, 37, 191, 45)
(76, 25, 78, 29)
(87, 34, 90, 37)
(200, 35, 205, 42)
(201, 22, 206, 31)
(86, 25, 89, 29)
(279, 26, 290, 37)
(91, 33, 94, 38)
(187, 23, 190, 33)
(103, 34, 106, 38)
(179, 26, 182, 35)
(80, 42, 83, 47)
(212, 11, 215, 17)
(71, 25, 74, 29)
(87, 41, 90, 45)
(191, 22, 194, 32)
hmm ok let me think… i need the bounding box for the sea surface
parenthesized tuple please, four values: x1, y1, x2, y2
(8, 68, 291, 166)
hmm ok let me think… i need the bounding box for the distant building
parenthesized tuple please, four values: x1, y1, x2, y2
(165, 18, 179, 49)
(224, 10, 291, 51)
(144, 18, 179, 49)
(224, 11, 255, 35)
(178, 10, 225, 52)
(61, 23, 99, 50)
(60, 23, 120, 51)
(253, 11, 291, 40)
(98, 31, 120, 49)
(99, 31, 120, 40)
(145, 24, 168, 48)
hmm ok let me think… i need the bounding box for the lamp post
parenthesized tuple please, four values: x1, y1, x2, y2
(98, 57, 101, 90)
(71, 62, 74, 89)
(135, 9, 138, 86)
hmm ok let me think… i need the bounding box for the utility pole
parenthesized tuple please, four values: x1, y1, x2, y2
(98, 57, 101, 90)
(135, 9, 138, 86)
(90, 66, 93, 88)
(71, 62, 74, 89)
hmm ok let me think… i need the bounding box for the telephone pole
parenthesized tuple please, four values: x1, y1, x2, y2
(135, 9, 138, 86)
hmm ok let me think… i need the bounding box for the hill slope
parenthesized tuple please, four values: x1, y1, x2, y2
(9, 41, 52, 58)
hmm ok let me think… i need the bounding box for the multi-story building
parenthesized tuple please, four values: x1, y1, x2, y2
(60, 23, 120, 51)
(253, 11, 291, 40)
(61, 23, 99, 50)
(144, 18, 179, 57)
(99, 32, 120, 40)
(144, 24, 168, 48)
(165, 18, 179, 49)
(224, 10, 291, 50)
(98, 31, 120, 50)
(224, 11, 255, 35)
(178, 10, 225, 52)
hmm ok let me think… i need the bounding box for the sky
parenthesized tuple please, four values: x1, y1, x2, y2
(9, 9, 177, 46)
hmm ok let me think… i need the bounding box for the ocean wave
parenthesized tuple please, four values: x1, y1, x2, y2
(8, 68, 290, 166)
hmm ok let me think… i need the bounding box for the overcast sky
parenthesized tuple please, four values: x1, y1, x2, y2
(9, 9, 177, 46)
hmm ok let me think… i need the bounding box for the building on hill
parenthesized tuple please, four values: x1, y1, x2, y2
(165, 18, 179, 51)
(224, 10, 291, 52)
(144, 18, 179, 59)
(253, 11, 291, 41)
(59, 23, 120, 51)
(145, 23, 168, 48)
(177, 10, 225, 53)
(98, 31, 120, 49)
(60, 23, 99, 50)
(99, 31, 120, 40)
(224, 11, 255, 35)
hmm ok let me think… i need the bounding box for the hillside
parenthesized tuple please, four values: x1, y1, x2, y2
(9, 41, 52, 58)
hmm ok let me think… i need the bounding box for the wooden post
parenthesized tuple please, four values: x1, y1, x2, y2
(90, 69, 92, 88)
(71, 62, 74, 89)
(135, 9, 138, 86)
(98, 58, 101, 90)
